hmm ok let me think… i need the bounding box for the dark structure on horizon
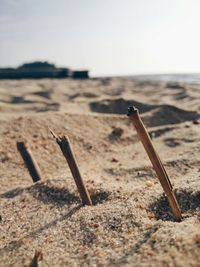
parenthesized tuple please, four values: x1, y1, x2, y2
(72, 70, 89, 79)
(0, 61, 89, 79)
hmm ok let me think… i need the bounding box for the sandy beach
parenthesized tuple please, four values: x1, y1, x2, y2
(0, 77, 200, 266)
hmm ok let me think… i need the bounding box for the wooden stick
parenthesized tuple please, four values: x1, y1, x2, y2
(29, 250, 43, 267)
(17, 142, 42, 183)
(50, 130, 92, 206)
(127, 106, 182, 221)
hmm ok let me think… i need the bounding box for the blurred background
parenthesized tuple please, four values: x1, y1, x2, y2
(1, 0, 200, 77)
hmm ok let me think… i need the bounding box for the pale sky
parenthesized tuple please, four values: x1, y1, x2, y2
(0, 0, 200, 76)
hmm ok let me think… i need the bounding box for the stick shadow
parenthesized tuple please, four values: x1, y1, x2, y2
(148, 189, 200, 221)
(1, 183, 110, 206)
(0, 183, 80, 206)
(29, 183, 80, 205)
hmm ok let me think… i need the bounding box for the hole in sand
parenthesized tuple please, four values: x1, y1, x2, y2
(148, 188, 200, 221)
(33, 90, 52, 99)
(164, 137, 195, 147)
(148, 126, 174, 138)
(108, 126, 124, 141)
(164, 138, 181, 147)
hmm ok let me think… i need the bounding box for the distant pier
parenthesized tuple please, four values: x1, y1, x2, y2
(0, 61, 89, 79)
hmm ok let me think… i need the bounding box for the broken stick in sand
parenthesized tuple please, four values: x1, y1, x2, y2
(17, 141, 42, 183)
(127, 106, 182, 221)
(50, 129, 92, 206)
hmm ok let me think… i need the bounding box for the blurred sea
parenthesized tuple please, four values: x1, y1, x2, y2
(131, 73, 200, 84)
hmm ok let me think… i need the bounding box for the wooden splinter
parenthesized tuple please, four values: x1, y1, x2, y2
(127, 106, 182, 221)
(50, 130, 92, 206)
(17, 142, 42, 183)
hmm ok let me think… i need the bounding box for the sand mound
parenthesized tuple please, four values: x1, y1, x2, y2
(90, 98, 199, 127)
(143, 105, 200, 127)
(90, 98, 155, 114)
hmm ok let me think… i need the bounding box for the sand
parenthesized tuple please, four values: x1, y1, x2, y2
(0, 78, 200, 266)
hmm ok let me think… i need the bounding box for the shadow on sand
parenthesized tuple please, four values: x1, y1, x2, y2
(148, 188, 200, 221)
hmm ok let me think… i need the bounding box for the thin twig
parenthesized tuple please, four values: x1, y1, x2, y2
(50, 130, 92, 205)
(17, 142, 42, 183)
(127, 106, 182, 221)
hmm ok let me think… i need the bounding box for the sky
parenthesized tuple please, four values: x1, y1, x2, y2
(0, 0, 200, 76)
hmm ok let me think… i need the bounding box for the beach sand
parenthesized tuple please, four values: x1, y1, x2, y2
(0, 78, 200, 266)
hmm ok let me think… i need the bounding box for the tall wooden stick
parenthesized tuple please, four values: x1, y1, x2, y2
(50, 130, 92, 206)
(17, 142, 42, 183)
(127, 106, 182, 221)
